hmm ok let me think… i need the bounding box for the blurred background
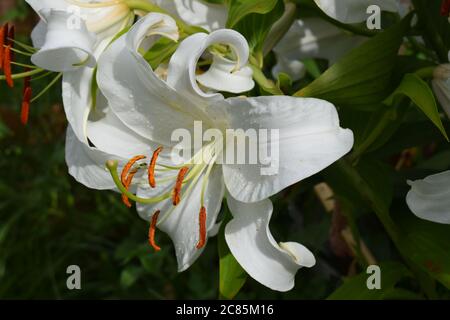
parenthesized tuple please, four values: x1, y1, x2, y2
(1, 0, 449, 300)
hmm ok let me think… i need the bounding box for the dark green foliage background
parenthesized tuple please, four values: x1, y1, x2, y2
(0, 0, 450, 300)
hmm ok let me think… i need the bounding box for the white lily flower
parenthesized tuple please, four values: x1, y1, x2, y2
(272, 18, 366, 81)
(26, 0, 135, 144)
(154, 1, 365, 82)
(406, 171, 450, 224)
(155, 0, 227, 31)
(30, 9, 97, 72)
(313, 0, 399, 24)
(66, 13, 354, 291)
(432, 64, 450, 119)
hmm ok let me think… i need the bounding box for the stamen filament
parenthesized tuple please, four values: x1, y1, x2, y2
(196, 206, 207, 249)
(0, 68, 44, 80)
(148, 210, 161, 252)
(30, 73, 62, 103)
(200, 159, 217, 206)
(148, 147, 162, 188)
(7, 46, 32, 57)
(31, 71, 54, 82)
(156, 163, 208, 227)
(10, 61, 37, 69)
(67, 0, 124, 8)
(172, 166, 189, 206)
(155, 163, 190, 171)
(8, 39, 36, 53)
(106, 160, 172, 204)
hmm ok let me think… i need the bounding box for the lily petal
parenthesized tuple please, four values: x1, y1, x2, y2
(406, 171, 450, 224)
(167, 29, 251, 103)
(432, 65, 450, 119)
(313, 0, 398, 24)
(136, 165, 225, 271)
(97, 13, 209, 146)
(65, 125, 129, 190)
(272, 18, 366, 81)
(225, 197, 315, 292)
(432, 79, 450, 119)
(87, 106, 155, 160)
(197, 53, 255, 94)
(62, 12, 132, 144)
(62, 68, 96, 143)
(220, 96, 354, 203)
(30, 19, 47, 49)
(31, 9, 96, 72)
(25, 0, 67, 14)
(155, 0, 227, 31)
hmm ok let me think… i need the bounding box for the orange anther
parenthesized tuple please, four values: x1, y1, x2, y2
(148, 210, 161, 252)
(120, 155, 146, 185)
(196, 206, 207, 249)
(172, 166, 189, 206)
(0, 24, 5, 70)
(121, 168, 138, 208)
(148, 146, 163, 188)
(20, 86, 32, 125)
(4, 45, 13, 88)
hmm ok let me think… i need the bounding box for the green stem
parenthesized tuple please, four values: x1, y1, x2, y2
(250, 64, 283, 95)
(331, 159, 436, 297)
(124, 0, 200, 35)
(333, 159, 400, 243)
(31, 73, 63, 103)
(414, 66, 436, 79)
(263, 2, 297, 56)
(350, 108, 397, 163)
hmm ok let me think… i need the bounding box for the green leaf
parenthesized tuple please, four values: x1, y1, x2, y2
(226, 0, 278, 28)
(143, 37, 179, 70)
(232, 0, 284, 56)
(412, 0, 450, 62)
(120, 266, 142, 288)
(384, 73, 449, 141)
(218, 209, 247, 299)
(294, 16, 411, 110)
(397, 214, 450, 290)
(328, 262, 411, 300)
